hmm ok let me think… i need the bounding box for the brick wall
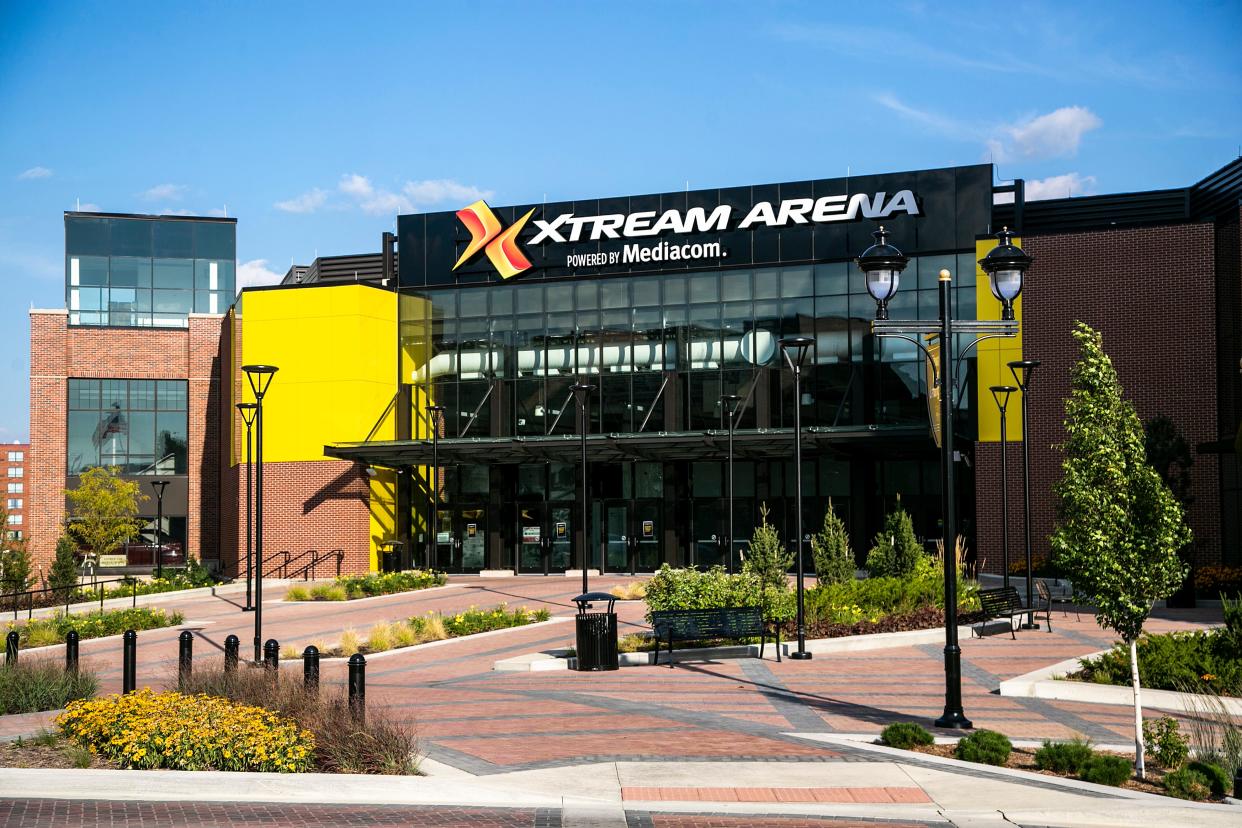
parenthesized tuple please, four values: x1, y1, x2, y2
(27, 310, 225, 571)
(975, 222, 1221, 571)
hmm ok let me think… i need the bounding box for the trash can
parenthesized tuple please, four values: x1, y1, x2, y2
(572, 592, 619, 671)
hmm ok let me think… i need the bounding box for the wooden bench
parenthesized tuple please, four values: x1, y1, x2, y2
(649, 607, 779, 668)
(975, 587, 1032, 639)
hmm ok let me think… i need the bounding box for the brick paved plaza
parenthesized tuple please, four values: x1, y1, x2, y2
(0, 575, 1234, 827)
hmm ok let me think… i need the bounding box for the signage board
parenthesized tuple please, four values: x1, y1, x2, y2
(641, 519, 655, 539)
(926, 336, 942, 448)
(522, 526, 541, 543)
(98, 554, 127, 568)
(555, 521, 567, 539)
(466, 523, 477, 538)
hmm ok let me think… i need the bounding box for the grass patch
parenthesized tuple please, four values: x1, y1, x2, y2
(5, 607, 183, 648)
(0, 661, 98, 714)
(609, 581, 648, 601)
(304, 605, 548, 658)
(284, 570, 447, 602)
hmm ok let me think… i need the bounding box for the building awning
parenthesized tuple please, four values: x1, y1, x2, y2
(324, 425, 932, 468)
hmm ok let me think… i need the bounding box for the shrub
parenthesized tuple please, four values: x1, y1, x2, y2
(176, 667, 416, 774)
(742, 504, 794, 623)
(1, 542, 33, 593)
(1078, 754, 1132, 786)
(335, 570, 446, 600)
(1076, 629, 1242, 696)
(339, 628, 361, 654)
(309, 583, 348, 602)
(48, 536, 80, 601)
(6, 607, 183, 648)
(644, 564, 762, 622)
(805, 557, 978, 627)
(83, 557, 222, 602)
(954, 730, 1011, 765)
(1034, 737, 1095, 774)
(880, 722, 934, 749)
(440, 604, 549, 637)
(1163, 766, 1211, 800)
(1142, 716, 1188, 769)
(57, 689, 314, 772)
(1185, 760, 1230, 797)
(284, 585, 310, 601)
(367, 622, 395, 653)
(811, 498, 855, 586)
(0, 660, 98, 714)
(865, 498, 923, 578)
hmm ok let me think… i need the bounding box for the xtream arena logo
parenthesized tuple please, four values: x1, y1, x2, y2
(453, 190, 919, 279)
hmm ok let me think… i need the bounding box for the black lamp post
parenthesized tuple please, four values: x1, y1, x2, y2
(720, 393, 742, 574)
(242, 364, 278, 663)
(572, 383, 594, 596)
(779, 336, 814, 661)
(988, 386, 1018, 590)
(1008, 359, 1041, 629)
(426, 404, 445, 571)
(149, 480, 169, 579)
(236, 402, 257, 611)
(857, 225, 1030, 729)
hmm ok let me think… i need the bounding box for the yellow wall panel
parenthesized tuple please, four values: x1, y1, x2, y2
(975, 237, 1025, 442)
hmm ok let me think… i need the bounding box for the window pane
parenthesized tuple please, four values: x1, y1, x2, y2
(153, 289, 192, 314)
(109, 219, 152, 257)
(65, 217, 110, 256)
(77, 257, 109, 286)
(193, 222, 235, 259)
(158, 380, 187, 410)
(110, 257, 151, 288)
(156, 412, 188, 473)
(130, 380, 156, 410)
(153, 259, 194, 290)
(153, 220, 193, 258)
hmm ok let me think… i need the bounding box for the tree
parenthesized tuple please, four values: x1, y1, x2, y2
(865, 496, 923, 577)
(742, 504, 794, 621)
(1051, 322, 1191, 779)
(48, 535, 81, 601)
(64, 466, 146, 560)
(0, 503, 33, 594)
(811, 498, 854, 585)
(1144, 415, 1193, 507)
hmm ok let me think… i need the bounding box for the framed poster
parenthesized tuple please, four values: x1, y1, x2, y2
(642, 519, 654, 539)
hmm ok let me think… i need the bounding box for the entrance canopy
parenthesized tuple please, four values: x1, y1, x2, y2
(325, 425, 930, 468)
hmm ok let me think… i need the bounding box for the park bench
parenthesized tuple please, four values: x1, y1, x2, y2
(649, 607, 779, 668)
(974, 586, 1050, 638)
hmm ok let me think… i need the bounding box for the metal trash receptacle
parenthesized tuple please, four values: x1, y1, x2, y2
(572, 592, 619, 671)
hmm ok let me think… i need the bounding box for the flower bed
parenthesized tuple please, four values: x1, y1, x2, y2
(78, 558, 221, 602)
(286, 604, 551, 658)
(57, 689, 314, 772)
(284, 569, 446, 601)
(4, 607, 184, 648)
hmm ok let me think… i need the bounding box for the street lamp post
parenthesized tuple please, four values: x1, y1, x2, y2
(857, 226, 1030, 729)
(571, 383, 594, 596)
(779, 337, 814, 661)
(426, 405, 445, 571)
(149, 480, 169, 579)
(242, 364, 278, 663)
(236, 403, 257, 612)
(720, 393, 742, 574)
(1008, 359, 1041, 629)
(988, 387, 1017, 589)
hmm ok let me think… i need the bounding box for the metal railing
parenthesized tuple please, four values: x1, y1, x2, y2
(2, 577, 138, 621)
(260, 549, 346, 580)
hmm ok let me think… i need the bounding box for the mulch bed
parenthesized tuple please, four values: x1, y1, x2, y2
(0, 737, 118, 770)
(781, 607, 984, 639)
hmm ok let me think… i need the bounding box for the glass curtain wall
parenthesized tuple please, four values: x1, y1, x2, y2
(67, 379, 188, 475)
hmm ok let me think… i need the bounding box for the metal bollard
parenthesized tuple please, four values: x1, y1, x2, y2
(65, 630, 79, 673)
(122, 629, 136, 693)
(178, 630, 193, 687)
(5, 630, 18, 665)
(348, 653, 366, 721)
(302, 645, 319, 692)
(224, 634, 239, 673)
(263, 638, 279, 671)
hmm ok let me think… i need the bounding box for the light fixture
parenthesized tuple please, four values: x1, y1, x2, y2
(855, 227, 909, 320)
(978, 227, 1032, 321)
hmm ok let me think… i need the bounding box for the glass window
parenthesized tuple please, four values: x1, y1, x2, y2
(153, 220, 194, 258)
(490, 286, 514, 316)
(459, 288, 488, 317)
(688, 273, 718, 304)
(815, 261, 850, 295)
(153, 259, 194, 290)
(193, 222, 235, 259)
(692, 461, 722, 497)
(111, 257, 152, 288)
(546, 284, 572, 312)
(6, 483, 22, 494)
(599, 280, 628, 310)
(516, 285, 543, 314)
(6, 468, 21, 478)
(754, 268, 781, 299)
(782, 267, 813, 297)
(65, 217, 110, 256)
(632, 277, 660, 306)
(67, 379, 188, 474)
(153, 289, 192, 314)
(73, 256, 109, 287)
(663, 276, 686, 305)
(158, 380, 187, 410)
(6, 452, 22, 462)
(721, 270, 751, 301)
(109, 219, 152, 257)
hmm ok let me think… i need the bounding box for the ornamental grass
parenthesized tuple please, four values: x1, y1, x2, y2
(56, 689, 314, 772)
(6, 607, 184, 648)
(0, 660, 98, 715)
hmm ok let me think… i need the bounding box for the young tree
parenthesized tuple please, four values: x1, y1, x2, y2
(811, 498, 854, 585)
(865, 496, 923, 578)
(48, 534, 81, 601)
(64, 466, 146, 560)
(1051, 323, 1191, 779)
(1144, 415, 1193, 507)
(743, 504, 794, 621)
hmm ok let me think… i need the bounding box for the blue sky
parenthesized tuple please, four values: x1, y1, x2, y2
(0, 1, 1239, 441)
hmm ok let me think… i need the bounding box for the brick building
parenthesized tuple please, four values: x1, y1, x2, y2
(2, 441, 29, 544)
(25, 158, 1242, 585)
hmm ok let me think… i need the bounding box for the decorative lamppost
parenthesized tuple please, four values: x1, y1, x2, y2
(426, 404, 445, 571)
(988, 386, 1018, 589)
(241, 364, 278, 663)
(1007, 358, 1041, 629)
(149, 480, 169, 579)
(571, 383, 594, 596)
(719, 393, 742, 574)
(857, 226, 1030, 728)
(236, 402, 257, 611)
(779, 336, 814, 661)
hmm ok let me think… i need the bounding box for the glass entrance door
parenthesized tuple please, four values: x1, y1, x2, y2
(435, 508, 486, 573)
(604, 503, 628, 572)
(692, 500, 725, 569)
(602, 501, 661, 573)
(632, 500, 660, 571)
(517, 505, 572, 574)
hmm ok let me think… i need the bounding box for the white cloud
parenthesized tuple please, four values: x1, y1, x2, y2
(236, 259, 284, 292)
(139, 183, 187, 201)
(17, 166, 52, 180)
(274, 188, 328, 214)
(985, 106, 1102, 162)
(403, 179, 493, 209)
(994, 172, 1099, 204)
(78, 202, 100, 212)
(873, 94, 975, 140)
(338, 174, 412, 215)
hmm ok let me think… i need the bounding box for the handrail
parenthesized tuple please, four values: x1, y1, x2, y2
(258, 549, 346, 580)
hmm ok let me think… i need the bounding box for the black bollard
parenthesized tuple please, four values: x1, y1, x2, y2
(302, 645, 319, 693)
(1234, 765, 1241, 800)
(224, 634, 239, 673)
(263, 638, 279, 671)
(65, 630, 79, 674)
(178, 630, 193, 687)
(347, 653, 366, 721)
(122, 629, 136, 693)
(5, 630, 18, 665)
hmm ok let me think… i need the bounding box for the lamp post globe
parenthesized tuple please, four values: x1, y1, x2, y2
(978, 228, 1032, 321)
(856, 227, 909, 319)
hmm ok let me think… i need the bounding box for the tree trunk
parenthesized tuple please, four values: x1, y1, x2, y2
(1129, 636, 1145, 779)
